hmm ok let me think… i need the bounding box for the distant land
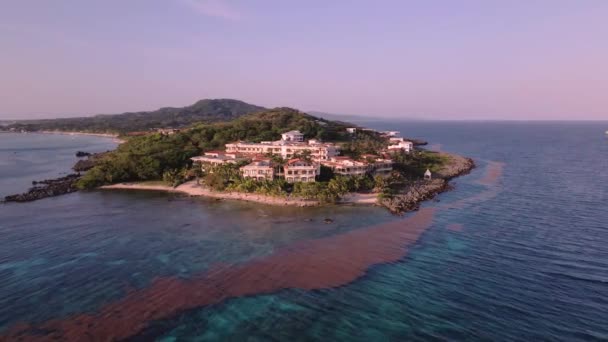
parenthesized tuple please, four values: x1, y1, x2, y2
(0, 120, 17, 127)
(1, 99, 265, 134)
(307, 111, 424, 123)
(1, 104, 430, 134)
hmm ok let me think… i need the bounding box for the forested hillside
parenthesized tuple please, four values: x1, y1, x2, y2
(3, 99, 265, 134)
(77, 107, 356, 188)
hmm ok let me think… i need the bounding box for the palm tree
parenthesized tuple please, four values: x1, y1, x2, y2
(269, 154, 286, 178)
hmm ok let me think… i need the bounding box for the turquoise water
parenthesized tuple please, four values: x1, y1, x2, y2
(0, 122, 607, 340)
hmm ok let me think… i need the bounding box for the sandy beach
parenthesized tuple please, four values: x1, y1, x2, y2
(101, 181, 324, 206)
(39, 130, 125, 144)
(101, 180, 379, 206)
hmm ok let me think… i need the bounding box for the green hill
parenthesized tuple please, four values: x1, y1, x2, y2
(77, 107, 356, 188)
(4, 99, 265, 134)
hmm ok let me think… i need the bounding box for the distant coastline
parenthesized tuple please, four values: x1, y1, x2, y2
(1, 128, 123, 140)
(38, 130, 124, 142)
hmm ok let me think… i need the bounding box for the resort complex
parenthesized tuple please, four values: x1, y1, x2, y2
(225, 139, 339, 161)
(191, 128, 415, 183)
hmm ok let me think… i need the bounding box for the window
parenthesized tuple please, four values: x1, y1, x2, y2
(288, 171, 293, 175)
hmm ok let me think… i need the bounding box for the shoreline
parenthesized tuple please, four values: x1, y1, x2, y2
(100, 181, 384, 207)
(100, 151, 475, 210)
(101, 181, 323, 207)
(37, 130, 125, 144)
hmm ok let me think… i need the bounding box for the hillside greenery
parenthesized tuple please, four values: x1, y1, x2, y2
(76, 108, 353, 189)
(3, 99, 265, 134)
(72, 105, 446, 203)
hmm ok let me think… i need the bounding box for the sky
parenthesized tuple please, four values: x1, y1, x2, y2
(1, 0, 607, 120)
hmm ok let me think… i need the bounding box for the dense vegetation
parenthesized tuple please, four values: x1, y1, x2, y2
(3, 99, 265, 134)
(73, 105, 447, 204)
(77, 108, 352, 189)
(340, 130, 389, 158)
(201, 162, 383, 204)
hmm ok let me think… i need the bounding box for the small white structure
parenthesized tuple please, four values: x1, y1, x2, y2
(284, 159, 320, 183)
(156, 128, 180, 135)
(389, 137, 404, 143)
(388, 140, 414, 152)
(382, 131, 400, 137)
(281, 130, 304, 142)
(240, 159, 275, 181)
(424, 169, 432, 180)
(346, 127, 357, 134)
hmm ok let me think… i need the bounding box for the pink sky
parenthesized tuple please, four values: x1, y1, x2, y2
(1, 0, 607, 120)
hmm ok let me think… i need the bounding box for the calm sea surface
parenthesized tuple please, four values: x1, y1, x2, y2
(0, 122, 607, 341)
(0, 133, 118, 198)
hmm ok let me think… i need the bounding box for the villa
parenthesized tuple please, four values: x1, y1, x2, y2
(191, 151, 249, 171)
(381, 131, 400, 137)
(284, 159, 320, 183)
(280, 130, 304, 142)
(195, 128, 399, 184)
(156, 128, 180, 135)
(388, 140, 413, 152)
(322, 157, 369, 177)
(372, 159, 393, 176)
(322, 156, 393, 177)
(240, 159, 275, 181)
(225, 131, 340, 162)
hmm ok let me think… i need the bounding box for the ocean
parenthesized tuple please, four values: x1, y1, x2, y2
(0, 133, 118, 198)
(0, 122, 607, 341)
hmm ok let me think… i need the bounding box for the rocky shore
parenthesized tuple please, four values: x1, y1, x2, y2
(3, 150, 109, 203)
(3, 174, 81, 203)
(380, 152, 475, 214)
(72, 151, 109, 172)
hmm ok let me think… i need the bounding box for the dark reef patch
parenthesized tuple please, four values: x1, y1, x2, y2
(1, 209, 436, 341)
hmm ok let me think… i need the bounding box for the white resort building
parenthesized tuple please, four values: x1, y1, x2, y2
(370, 157, 394, 176)
(322, 157, 369, 177)
(280, 130, 304, 142)
(388, 140, 413, 152)
(240, 159, 275, 181)
(284, 159, 320, 183)
(225, 130, 340, 162)
(321, 156, 393, 177)
(381, 131, 400, 137)
(191, 151, 249, 171)
(192, 129, 398, 184)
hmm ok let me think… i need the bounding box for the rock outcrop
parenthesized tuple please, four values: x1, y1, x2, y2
(380, 152, 475, 214)
(380, 179, 449, 214)
(4, 174, 81, 202)
(75, 151, 91, 157)
(72, 152, 109, 172)
(433, 152, 475, 179)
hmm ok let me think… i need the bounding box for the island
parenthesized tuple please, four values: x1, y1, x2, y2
(3, 102, 473, 214)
